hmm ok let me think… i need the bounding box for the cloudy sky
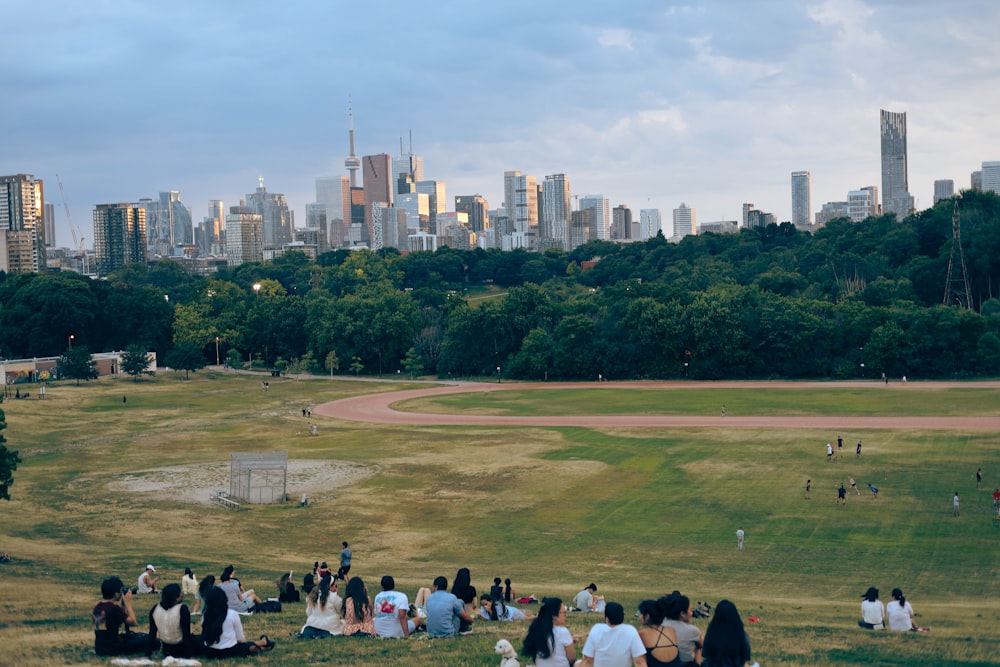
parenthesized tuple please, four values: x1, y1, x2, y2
(3, 0, 999, 246)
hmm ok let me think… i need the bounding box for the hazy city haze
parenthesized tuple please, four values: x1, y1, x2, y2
(2, 0, 998, 246)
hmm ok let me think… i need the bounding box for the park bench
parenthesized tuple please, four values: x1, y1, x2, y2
(210, 489, 241, 510)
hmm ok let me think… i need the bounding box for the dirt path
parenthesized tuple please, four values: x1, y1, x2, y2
(314, 380, 1000, 431)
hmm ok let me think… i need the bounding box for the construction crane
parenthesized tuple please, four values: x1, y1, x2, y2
(56, 174, 86, 260)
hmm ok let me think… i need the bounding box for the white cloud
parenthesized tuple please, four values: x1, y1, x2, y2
(597, 28, 635, 50)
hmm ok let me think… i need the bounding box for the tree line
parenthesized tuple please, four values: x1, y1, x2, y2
(1, 190, 999, 381)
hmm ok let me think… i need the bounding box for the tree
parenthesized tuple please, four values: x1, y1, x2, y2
(402, 347, 423, 379)
(349, 356, 364, 376)
(325, 350, 340, 377)
(57, 346, 99, 385)
(163, 342, 206, 380)
(120, 344, 153, 382)
(0, 408, 22, 500)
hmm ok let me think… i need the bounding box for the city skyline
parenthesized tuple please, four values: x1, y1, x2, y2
(3, 2, 999, 249)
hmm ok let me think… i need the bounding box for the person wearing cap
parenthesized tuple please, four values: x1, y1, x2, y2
(138, 565, 159, 594)
(858, 587, 885, 630)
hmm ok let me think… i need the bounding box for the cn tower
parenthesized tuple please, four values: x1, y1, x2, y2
(344, 101, 361, 188)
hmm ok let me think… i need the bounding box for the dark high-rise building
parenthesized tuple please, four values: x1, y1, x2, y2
(93, 203, 147, 276)
(246, 178, 293, 248)
(456, 195, 490, 234)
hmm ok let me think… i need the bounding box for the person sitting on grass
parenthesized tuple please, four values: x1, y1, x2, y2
(277, 571, 300, 603)
(181, 568, 201, 615)
(858, 587, 885, 630)
(218, 565, 262, 613)
(425, 575, 475, 638)
(374, 575, 420, 638)
(700, 600, 751, 667)
(342, 576, 375, 637)
(201, 587, 274, 657)
(886, 588, 917, 632)
(638, 598, 680, 667)
(573, 583, 605, 613)
(577, 601, 648, 667)
(661, 593, 704, 666)
(93, 576, 157, 656)
(479, 594, 535, 621)
(146, 583, 200, 659)
(522, 597, 578, 667)
(297, 575, 344, 638)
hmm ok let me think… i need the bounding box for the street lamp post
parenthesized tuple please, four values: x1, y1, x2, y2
(215, 337, 220, 366)
(497, 366, 501, 384)
(68, 334, 74, 349)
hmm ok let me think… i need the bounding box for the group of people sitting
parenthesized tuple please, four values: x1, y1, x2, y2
(523, 591, 750, 667)
(93, 565, 276, 659)
(95, 561, 920, 665)
(859, 586, 924, 632)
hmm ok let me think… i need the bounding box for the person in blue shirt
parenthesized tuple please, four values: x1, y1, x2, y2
(425, 576, 474, 637)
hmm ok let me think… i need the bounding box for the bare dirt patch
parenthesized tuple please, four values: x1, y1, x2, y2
(105, 459, 378, 505)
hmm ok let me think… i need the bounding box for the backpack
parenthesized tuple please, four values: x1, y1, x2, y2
(254, 600, 282, 614)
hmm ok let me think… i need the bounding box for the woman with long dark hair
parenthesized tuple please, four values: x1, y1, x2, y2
(661, 593, 704, 666)
(701, 600, 751, 667)
(341, 576, 374, 637)
(201, 587, 274, 658)
(451, 567, 477, 634)
(522, 597, 577, 667)
(638, 599, 680, 667)
(298, 575, 344, 638)
(146, 583, 199, 658)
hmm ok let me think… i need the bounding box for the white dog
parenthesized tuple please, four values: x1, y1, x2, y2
(494, 638, 521, 667)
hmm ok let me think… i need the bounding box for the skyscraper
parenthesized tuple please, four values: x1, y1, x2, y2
(541, 174, 571, 249)
(415, 180, 446, 233)
(246, 178, 293, 248)
(880, 109, 914, 219)
(982, 161, 1000, 195)
(672, 203, 695, 238)
(314, 176, 349, 247)
(225, 205, 263, 266)
(503, 171, 539, 239)
(639, 209, 662, 240)
(455, 195, 490, 234)
(44, 202, 56, 248)
(933, 179, 955, 204)
(611, 204, 633, 240)
(93, 203, 147, 276)
(577, 194, 609, 241)
(392, 134, 424, 196)
(0, 173, 46, 272)
(791, 171, 811, 226)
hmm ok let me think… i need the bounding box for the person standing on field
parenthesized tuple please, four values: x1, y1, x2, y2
(953, 492, 960, 517)
(976, 468, 982, 489)
(337, 542, 352, 580)
(736, 527, 744, 551)
(805, 480, 811, 499)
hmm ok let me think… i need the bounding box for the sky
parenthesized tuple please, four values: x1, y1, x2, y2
(3, 0, 1000, 248)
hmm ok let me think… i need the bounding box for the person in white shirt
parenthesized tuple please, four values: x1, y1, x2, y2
(523, 597, 579, 667)
(201, 587, 274, 657)
(298, 575, 344, 638)
(373, 575, 418, 638)
(577, 602, 648, 667)
(574, 583, 604, 613)
(886, 588, 916, 631)
(137, 565, 159, 594)
(858, 587, 885, 630)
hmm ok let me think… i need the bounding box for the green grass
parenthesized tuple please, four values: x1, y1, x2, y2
(395, 386, 1000, 416)
(0, 372, 997, 666)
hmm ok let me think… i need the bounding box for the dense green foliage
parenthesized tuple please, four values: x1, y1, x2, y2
(1, 192, 999, 379)
(0, 407, 20, 500)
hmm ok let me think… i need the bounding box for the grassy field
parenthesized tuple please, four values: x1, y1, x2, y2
(0, 372, 997, 666)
